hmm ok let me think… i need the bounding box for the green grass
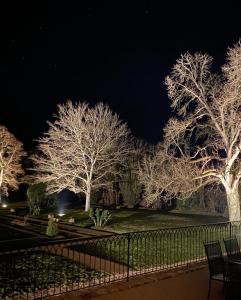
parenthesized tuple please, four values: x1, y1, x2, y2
(48, 208, 228, 233)
(57, 209, 93, 228)
(102, 209, 227, 233)
(61, 208, 230, 270)
(71, 222, 241, 270)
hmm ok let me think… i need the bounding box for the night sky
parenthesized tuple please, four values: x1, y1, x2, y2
(1, 2, 241, 150)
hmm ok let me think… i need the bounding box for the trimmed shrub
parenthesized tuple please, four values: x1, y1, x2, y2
(46, 216, 58, 236)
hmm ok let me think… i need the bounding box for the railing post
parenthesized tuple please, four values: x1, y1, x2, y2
(127, 233, 130, 282)
(229, 221, 232, 240)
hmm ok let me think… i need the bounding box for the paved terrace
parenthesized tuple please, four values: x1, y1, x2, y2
(49, 264, 224, 300)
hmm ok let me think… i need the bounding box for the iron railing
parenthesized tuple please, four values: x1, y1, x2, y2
(0, 221, 240, 299)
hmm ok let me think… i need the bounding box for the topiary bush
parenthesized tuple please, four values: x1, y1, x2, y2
(46, 215, 58, 236)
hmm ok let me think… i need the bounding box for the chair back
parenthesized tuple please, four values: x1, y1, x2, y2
(224, 236, 240, 258)
(204, 240, 225, 277)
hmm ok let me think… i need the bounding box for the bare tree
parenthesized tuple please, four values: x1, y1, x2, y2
(32, 101, 131, 211)
(0, 125, 25, 202)
(139, 144, 202, 207)
(140, 41, 241, 221)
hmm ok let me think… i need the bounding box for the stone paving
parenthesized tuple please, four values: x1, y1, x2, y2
(48, 264, 225, 300)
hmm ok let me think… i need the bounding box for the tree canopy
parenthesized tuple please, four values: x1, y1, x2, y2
(31, 101, 131, 211)
(139, 41, 241, 221)
(0, 125, 25, 200)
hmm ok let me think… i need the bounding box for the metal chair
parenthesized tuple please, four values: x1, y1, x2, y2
(226, 259, 241, 300)
(204, 240, 228, 298)
(224, 236, 241, 260)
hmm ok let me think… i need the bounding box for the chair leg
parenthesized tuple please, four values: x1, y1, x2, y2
(208, 278, 211, 298)
(224, 281, 229, 300)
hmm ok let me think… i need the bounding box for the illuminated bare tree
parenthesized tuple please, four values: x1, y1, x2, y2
(141, 41, 241, 221)
(32, 101, 131, 211)
(139, 144, 202, 207)
(0, 125, 25, 202)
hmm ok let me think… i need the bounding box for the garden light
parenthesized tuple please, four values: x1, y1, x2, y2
(58, 212, 65, 217)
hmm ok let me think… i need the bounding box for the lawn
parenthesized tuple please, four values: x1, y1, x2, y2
(63, 208, 230, 270)
(101, 209, 228, 233)
(51, 208, 228, 233)
(70, 221, 240, 271)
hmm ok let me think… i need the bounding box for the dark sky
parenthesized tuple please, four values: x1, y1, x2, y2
(1, 1, 241, 150)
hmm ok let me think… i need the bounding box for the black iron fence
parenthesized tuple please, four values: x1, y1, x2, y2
(1, 221, 241, 299)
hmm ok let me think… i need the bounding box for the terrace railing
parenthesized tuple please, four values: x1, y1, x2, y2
(0, 221, 240, 299)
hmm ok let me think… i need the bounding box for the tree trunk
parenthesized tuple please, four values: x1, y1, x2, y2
(85, 183, 91, 212)
(226, 185, 241, 222)
(199, 186, 205, 209)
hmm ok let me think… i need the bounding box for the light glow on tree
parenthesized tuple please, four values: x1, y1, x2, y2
(0, 125, 25, 201)
(32, 101, 131, 211)
(139, 41, 241, 222)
